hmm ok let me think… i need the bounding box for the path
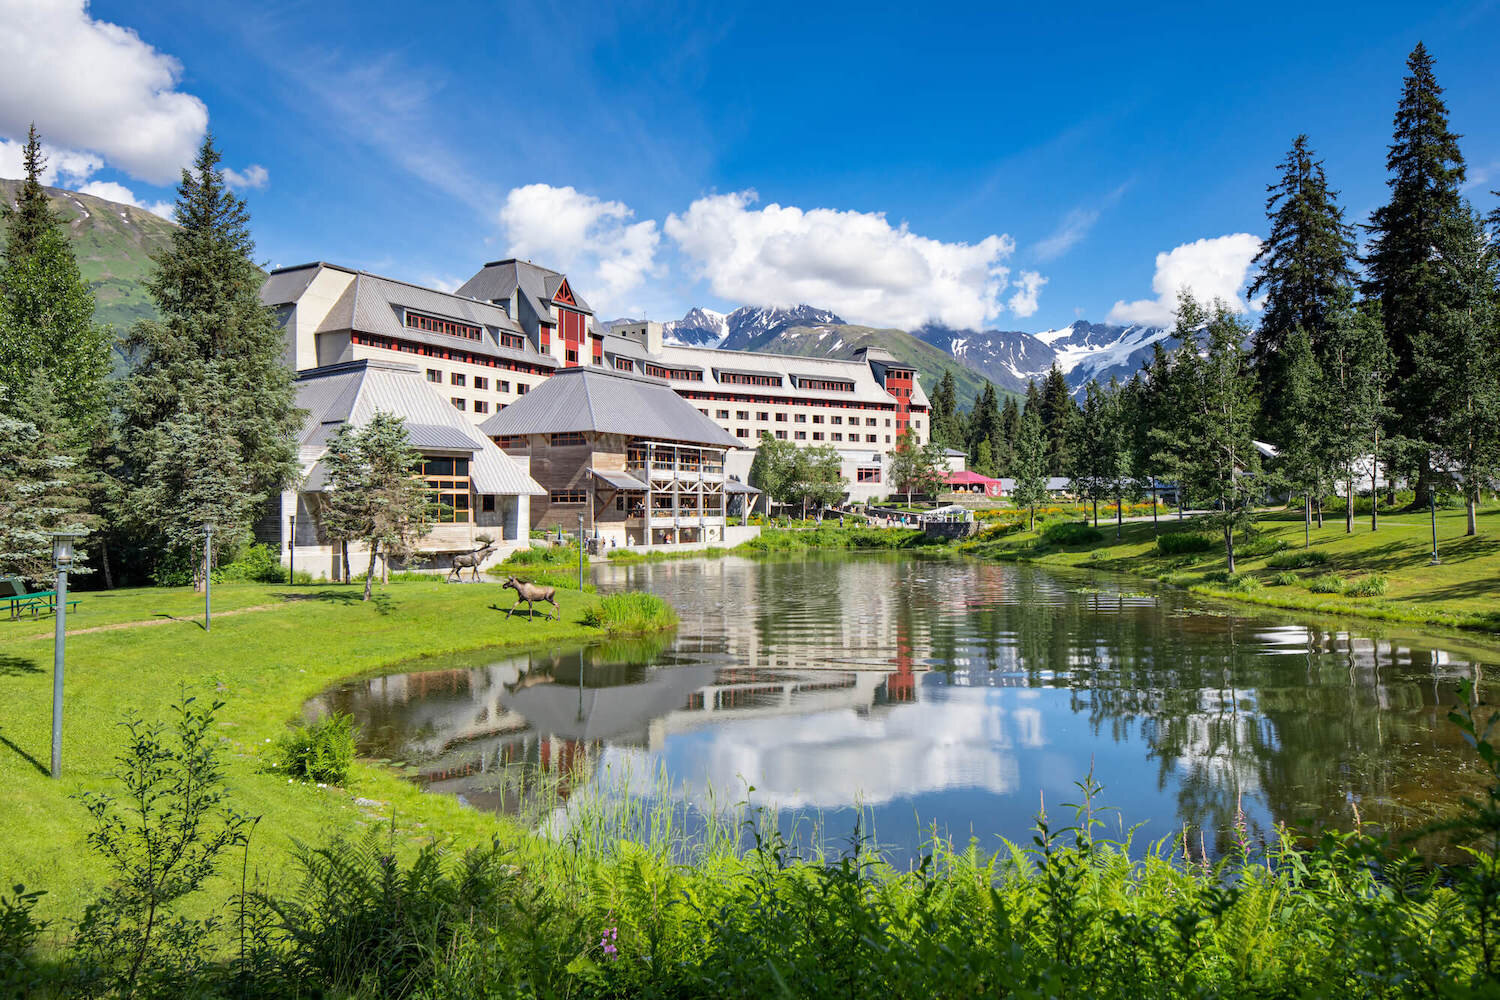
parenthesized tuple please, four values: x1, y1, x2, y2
(3, 602, 287, 642)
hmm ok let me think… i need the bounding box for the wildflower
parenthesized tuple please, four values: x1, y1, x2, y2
(599, 926, 618, 959)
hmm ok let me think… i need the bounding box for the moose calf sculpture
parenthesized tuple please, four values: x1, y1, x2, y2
(447, 537, 497, 582)
(501, 576, 558, 620)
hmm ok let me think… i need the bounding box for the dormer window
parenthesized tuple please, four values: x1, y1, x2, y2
(406, 311, 481, 341)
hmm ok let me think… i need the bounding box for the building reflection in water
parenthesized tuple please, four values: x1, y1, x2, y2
(315, 555, 1496, 859)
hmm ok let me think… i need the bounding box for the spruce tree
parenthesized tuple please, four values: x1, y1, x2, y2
(0, 380, 96, 586)
(117, 135, 301, 573)
(1319, 300, 1394, 533)
(1039, 364, 1077, 475)
(968, 381, 1001, 466)
(1276, 327, 1328, 544)
(1248, 135, 1355, 437)
(997, 395, 1021, 473)
(1363, 42, 1468, 504)
(928, 370, 962, 448)
(1010, 410, 1048, 531)
(0, 124, 111, 437)
(1425, 208, 1500, 535)
(352, 413, 434, 601)
(1070, 379, 1112, 527)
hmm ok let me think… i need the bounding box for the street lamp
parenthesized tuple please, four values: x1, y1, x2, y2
(203, 522, 214, 631)
(50, 530, 85, 779)
(1429, 494, 1441, 566)
(288, 514, 297, 585)
(577, 512, 585, 591)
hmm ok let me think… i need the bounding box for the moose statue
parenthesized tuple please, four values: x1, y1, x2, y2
(447, 536, 497, 582)
(501, 576, 558, 620)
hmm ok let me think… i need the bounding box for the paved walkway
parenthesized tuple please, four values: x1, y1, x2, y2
(4, 602, 286, 642)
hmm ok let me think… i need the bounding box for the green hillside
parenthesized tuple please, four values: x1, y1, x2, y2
(750, 323, 1001, 407)
(0, 178, 175, 331)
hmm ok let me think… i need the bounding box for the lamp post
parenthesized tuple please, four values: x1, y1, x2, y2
(1429, 493, 1441, 566)
(288, 514, 297, 585)
(203, 522, 214, 631)
(50, 531, 84, 778)
(577, 512, 585, 591)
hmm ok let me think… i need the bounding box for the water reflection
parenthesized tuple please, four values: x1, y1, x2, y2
(315, 555, 1495, 859)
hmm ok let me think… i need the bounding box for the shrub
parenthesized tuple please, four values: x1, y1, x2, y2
(1272, 571, 1301, 586)
(214, 543, 289, 582)
(1343, 575, 1389, 598)
(0, 884, 46, 996)
(582, 592, 679, 634)
(502, 543, 580, 568)
(1266, 549, 1330, 569)
(1236, 533, 1288, 558)
(1156, 531, 1216, 555)
(1307, 573, 1346, 594)
(273, 712, 358, 785)
(1040, 521, 1103, 546)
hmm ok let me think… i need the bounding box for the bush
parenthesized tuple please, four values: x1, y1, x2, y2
(0, 884, 46, 996)
(273, 712, 358, 785)
(1343, 575, 1389, 598)
(1272, 571, 1301, 586)
(1266, 549, 1330, 569)
(1236, 532, 1287, 558)
(1155, 531, 1216, 555)
(502, 543, 580, 568)
(582, 592, 679, 634)
(213, 543, 289, 583)
(1307, 573, 1346, 594)
(1040, 521, 1103, 546)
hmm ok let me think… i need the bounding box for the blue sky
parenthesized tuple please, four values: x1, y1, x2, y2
(3, 1, 1498, 332)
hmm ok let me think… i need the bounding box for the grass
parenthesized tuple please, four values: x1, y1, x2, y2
(605, 545, 729, 564)
(734, 525, 927, 554)
(960, 502, 1500, 633)
(580, 592, 679, 634)
(0, 577, 675, 927)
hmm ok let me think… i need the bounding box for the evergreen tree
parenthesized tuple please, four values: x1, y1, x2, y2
(973, 439, 995, 477)
(1363, 43, 1468, 504)
(928, 370, 964, 448)
(1319, 300, 1395, 533)
(1426, 207, 1500, 535)
(997, 395, 1021, 473)
(1102, 376, 1133, 537)
(117, 136, 301, 573)
(1039, 364, 1077, 475)
(1069, 379, 1113, 527)
(1010, 410, 1048, 531)
(1248, 135, 1356, 437)
(965, 381, 999, 465)
(0, 124, 111, 438)
(0, 381, 96, 586)
(1142, 341, 1193, 521)
(1276, 327, 1329, 544)
(350, 413, 433, 601)
(1175, 296, 1261, 571)
(0, 124, 61, 265)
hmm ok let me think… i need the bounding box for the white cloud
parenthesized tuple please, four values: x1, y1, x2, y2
(77, 179, 173, 219)
(1034, 208, 1099, 261)
(1106, 233, 1263, 328)
(222, 164, 269, 191)
(499, 183, 660, 312)
(0, 137, 101, 185)
(1007, 270, 1046, 318)
(664, 190, 1020, 329)
(0, 0, 207, 184)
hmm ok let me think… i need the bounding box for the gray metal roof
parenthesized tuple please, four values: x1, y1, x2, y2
(479, 366, 739, 449)
(456, 259, 594, 319)
(294, 359, 543, 495)
(592, 469, 649, 490)
(259, 263, 333, 305)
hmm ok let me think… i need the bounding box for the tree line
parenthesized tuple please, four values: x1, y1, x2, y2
(0, 128, 429, 596)
(926, 43, 1499, 564)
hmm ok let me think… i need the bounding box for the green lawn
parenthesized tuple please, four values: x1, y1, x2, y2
(964, 503, 1500, 633)
(0, 577, 664, 927)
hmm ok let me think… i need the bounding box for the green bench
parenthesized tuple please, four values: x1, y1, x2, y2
(0, 576, 80, 620)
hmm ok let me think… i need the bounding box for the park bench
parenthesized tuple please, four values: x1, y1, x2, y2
(0, 576, 80, 621)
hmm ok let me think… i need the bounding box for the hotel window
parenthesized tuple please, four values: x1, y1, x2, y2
(566, 349, 578, 363)
(812, 414, 824, 424)
(775, 430, 787, 440)
(497, 380, 511, 392)
(426, 369, 441, 383)
(499, 331, 526, 350)
(474, 376, 489, 390)
(775, 413, 786, 422)
(866, 417, 878, 426)
(716, 409, 730, 419)
(736, 410, 749, 420)
(718, 371, 782, 387)
(866, 434, 877, 443)
(795, 431, 806, 440)
(549, 490, 587, 505)
(832, 432, 843, 442)
(497, 435, 527, 449)
(614, 357, 634, 372)
(474, 400, 490, 414)
(736, 428, 749, 438)
(517, 383, 528, 394)
(885, 418, 892, 427)
(698, 408, 708, 416)
(797, 377, 855, 393)
(420, 457, 472, 523)
(885, 435, 891, 443)
(794, 414, 806, 423)
(832, 415, 843, 425)
(549, 432, 586, 447)
(451, 373, 466, 386)
(857, 467, 881, 482)
(757, 411, 769, 421)
(451, 397, 466, 410)
(482, 495, 495, 512)
(406, 312, 481, 341)
(812, 432, 824, 441)
(644, 363, 704, 381)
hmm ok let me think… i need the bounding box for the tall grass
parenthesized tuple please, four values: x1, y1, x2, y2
(1156, 531, 1217, 555)
(580, 592, 679, 634)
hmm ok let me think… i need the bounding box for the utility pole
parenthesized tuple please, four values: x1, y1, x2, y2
(50, 532, 82, 778)
(204, 522, 214, 631)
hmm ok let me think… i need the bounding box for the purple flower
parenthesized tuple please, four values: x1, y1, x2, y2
(600, 926, 619, 959)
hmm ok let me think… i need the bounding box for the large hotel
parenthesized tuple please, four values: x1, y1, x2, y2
(260, 258, 930, 570)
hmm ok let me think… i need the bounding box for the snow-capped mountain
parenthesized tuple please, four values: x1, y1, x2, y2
(663, 306, 730, 347)
(720, 305, 845, 351)
(914, 323, 1057, 392)
(914, 320, 1175, 393)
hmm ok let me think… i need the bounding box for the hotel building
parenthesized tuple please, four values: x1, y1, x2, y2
(261, 258, 930, 506)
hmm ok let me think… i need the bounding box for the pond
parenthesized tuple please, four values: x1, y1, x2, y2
(314, 553, 1497, 862)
